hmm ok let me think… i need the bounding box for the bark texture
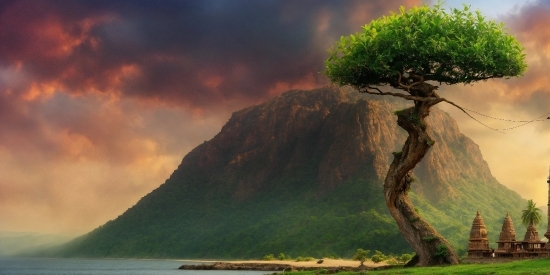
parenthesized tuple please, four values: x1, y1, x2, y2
(384, 83, 460, 266)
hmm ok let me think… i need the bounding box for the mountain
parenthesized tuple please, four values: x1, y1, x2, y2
(51, 87, 528, 259)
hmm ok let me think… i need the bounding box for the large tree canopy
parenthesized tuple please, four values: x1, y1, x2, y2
(325, 4, 527, 90)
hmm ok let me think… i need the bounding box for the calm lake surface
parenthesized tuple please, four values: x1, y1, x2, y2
(0, 258, 275, 275)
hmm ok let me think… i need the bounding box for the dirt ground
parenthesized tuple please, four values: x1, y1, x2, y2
(180, 258, 387, 268)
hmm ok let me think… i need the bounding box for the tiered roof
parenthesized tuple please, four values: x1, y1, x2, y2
(468, 210, 490, 251)
(499, 212, 516, 242)
(524, 220, 541, 242)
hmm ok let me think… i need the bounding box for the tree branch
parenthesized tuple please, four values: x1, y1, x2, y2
(396, 73, 424, 94)
(359, 87, 437, 102)
(440, 98, 506, 134)
(359, 86, 507, 134)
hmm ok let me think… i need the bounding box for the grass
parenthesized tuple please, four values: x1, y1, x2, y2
(286, 258, 550, 275)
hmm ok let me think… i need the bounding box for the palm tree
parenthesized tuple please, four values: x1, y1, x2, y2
(521, 199, 542, 226)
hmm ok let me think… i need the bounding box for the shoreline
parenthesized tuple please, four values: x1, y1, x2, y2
(178, 258, 389, 271)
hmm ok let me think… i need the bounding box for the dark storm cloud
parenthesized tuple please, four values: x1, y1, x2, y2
(0, 0, 418, 109)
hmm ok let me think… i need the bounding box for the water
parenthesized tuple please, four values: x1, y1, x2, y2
(0, 258, 275, 275)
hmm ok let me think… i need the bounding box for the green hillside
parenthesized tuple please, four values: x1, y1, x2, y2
(48, 88, 530, 259)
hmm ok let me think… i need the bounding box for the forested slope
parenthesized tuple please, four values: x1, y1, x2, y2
(51, 87, 528, 259)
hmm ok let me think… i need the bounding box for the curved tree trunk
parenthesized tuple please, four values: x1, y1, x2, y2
(384, 83, 460, 266)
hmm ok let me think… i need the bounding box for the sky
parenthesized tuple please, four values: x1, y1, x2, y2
(0, 0, 549, 236)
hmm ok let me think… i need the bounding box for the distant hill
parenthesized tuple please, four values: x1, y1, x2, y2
(0, 231, 73, 256)
(50, 87, 529, 259)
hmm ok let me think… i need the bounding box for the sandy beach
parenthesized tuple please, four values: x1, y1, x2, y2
(179, 258, 387, 268)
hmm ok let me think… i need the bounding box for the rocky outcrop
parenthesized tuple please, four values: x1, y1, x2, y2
(172, 86, 499, 203)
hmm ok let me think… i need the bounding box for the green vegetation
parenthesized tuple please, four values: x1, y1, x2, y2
(521, 199, 542, 226)
(421, 236, 438, 242)
(295, 256, 315, 262)
(48, 162, 527, 259)
(287, 258, 550, 274)
(371, 250, 387, 264)
(324, 3, 526, 88)
(352, 249, 370, 266)
(397, 253, 413, 264)
(48, 151, 528, 259)
(54, 166, 411, 258)
(432, 244, 448, 260)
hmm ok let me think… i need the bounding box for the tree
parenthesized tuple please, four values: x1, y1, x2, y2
(370, 250, 387, 264)
(352, 248, 371, 266)
(324, 3, 526, 266)
(521, 199, 542, 226)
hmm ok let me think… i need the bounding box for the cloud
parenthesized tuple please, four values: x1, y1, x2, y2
(1, 0, 548, 235)
(0, 0, 422, 108)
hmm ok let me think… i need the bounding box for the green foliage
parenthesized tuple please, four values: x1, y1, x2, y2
(295, 256, 315, 262)
(352, 248, 370, 266)
(370, 250, 387, 264)
(398, 253, 414, 264)
(263, 254, 275, 261)
(422, 236, 438, 242)
(324, 2, 526, 88)
(278, 252, 287, 260)
(521, 199, 542, 226)
(287, 258, 550, 274)
(52, 166, 528, 260)
(433, 244, 448, 260)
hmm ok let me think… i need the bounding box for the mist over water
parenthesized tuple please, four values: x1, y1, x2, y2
(0, 258, 273, 275)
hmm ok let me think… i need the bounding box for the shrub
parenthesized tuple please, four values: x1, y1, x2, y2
(352, 248, 371, 266)
(398, 253, 414, 264)
(295, 256, 315, 262)
(371, 250, 387, 264)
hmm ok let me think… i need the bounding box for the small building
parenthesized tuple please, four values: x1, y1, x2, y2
(466, 168, 550, 259)
(467, 211, 550, 259)
(468, 168, 550, 259)
(467, 210, 491, 258)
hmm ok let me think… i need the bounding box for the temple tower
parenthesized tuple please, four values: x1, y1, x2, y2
(467, 210, 491, 257)
(496, 212, 519, 252)
(545, 167, 550, 248)
(499, 212, 516, 242)
(524, 219, 541, 242)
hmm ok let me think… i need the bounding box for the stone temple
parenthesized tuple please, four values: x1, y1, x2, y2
(467, 169, 550, 259)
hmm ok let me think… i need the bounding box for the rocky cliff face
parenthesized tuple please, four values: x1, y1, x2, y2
(175, 86, 497, 203)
